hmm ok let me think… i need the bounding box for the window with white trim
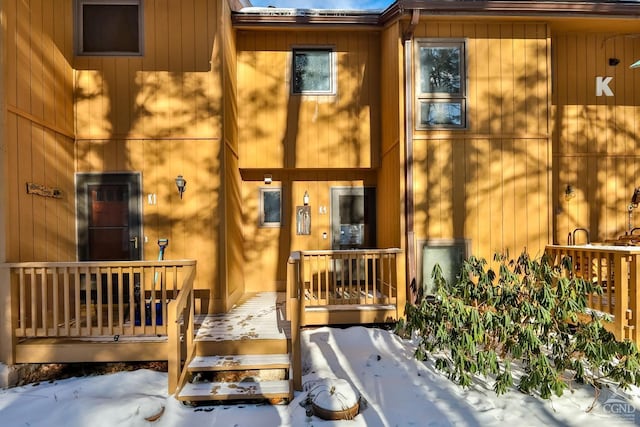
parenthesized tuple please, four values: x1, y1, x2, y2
(416, 40, 467, 129)
(292, 48, 335, 95)
(259, 188, 282, 227)
(75, 0, 143, 56)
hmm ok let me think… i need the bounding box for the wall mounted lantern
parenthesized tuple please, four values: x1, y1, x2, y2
(175, 175, 187, 199)
(264, 174, 273, 184)
(303, 191, 310, 206)
(631, 187, 640, 208)
(564, 184, 576, 201)
(631, 59, 640, 69)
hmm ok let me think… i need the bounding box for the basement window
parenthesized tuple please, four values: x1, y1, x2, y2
(292, 48, 335, 95)
(75, 0, 143, 56)
(260, 188, 282, 227)
(420, 239, 470, 295)
(415, 40, 467, 129)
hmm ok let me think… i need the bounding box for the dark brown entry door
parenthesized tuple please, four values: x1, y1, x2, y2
(77, 173, 142, 261)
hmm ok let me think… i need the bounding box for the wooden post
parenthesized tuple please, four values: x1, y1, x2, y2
(395, 250, 407, 320)
(287, 254, 302, 391)
(166, 299, 179, 394)
(613, 254, 629, 341)
(629, 255, 639, 345)
(0, 266, 17, 364)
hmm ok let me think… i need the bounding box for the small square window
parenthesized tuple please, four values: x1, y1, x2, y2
(292, 48, 335, 95)
(260, 188, 282, 227)
(75, 0, 143, 56)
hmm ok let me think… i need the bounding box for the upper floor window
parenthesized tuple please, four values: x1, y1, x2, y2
(75, 0, 143, 56)
(292, 48, 335, 95)
(415, 40, 467, 129)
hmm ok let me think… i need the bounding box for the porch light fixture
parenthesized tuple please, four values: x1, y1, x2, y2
(264, 174, 273, 185)
(303, 191, 310, 206)
(631, 187, 640, 208)
(175, 175, 187, 199)
(631, 59, 640, 69)
(564, 184, 576, 201)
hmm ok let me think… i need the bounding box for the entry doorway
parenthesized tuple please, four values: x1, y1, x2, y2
(330, 187, 376, 249)
(76, 173, 142, 261)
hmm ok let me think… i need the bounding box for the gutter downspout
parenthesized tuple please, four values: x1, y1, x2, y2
(403, 9, 419, 304)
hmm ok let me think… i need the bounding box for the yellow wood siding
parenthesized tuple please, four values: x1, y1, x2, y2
(378, 22, 404, 250)
(76, 139, 220, 297)
(74, 0, 220, 140)
(241, 172, 377, 292)
(553, 31, 640, 243)
(71, 0, 228, 309)
(4, 0, 75, 262)
(237, 31, 381, 169)
(412, 21, 552, 261)
(220, 0, 244, 310)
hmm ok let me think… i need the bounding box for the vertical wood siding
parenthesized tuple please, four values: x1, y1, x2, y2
(220, 0, 245, 310)
(553, 31, 640, 243)
(378, 22, 404, 250)
(412, 21, 552, 261)
(241, 172, 377, 292)
(72, 1, 225, 306)
(74, 0, 220, 140)
(4, 0, 75, 262)
(236, 31, 381, 169)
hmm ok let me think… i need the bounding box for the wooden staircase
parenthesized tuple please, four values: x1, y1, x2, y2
(175, 292, 294, 404)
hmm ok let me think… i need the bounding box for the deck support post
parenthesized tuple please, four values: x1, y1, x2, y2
(287, 254, 302, 391)
(0, 266, 17, 364)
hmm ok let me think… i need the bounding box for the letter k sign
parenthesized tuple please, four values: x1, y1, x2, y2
(596, 76, 614, 96)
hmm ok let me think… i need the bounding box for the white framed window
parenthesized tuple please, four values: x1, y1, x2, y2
(75, 0, 143, 56)
(259, 188, 282, 228)
(415, 40, 467, 129)
(292, 48, 336, 95)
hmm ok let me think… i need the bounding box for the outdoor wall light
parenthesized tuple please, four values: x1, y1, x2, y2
(631, 187, 640, 208)
(264, 174, 273, 184)
(564, 184, 576, 201)
(609, 57, 620, 66)
(175, 175, 187, 199)
(631, 59, 640, 69)
(303, 191, 310, 206)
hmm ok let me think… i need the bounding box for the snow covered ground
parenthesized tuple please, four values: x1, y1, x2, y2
(1, 326, 639, 426)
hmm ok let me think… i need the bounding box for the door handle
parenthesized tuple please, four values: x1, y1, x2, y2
(129, 236, 139, 249)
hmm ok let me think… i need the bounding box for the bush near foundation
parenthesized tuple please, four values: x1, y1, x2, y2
(397, 252, 640, 398)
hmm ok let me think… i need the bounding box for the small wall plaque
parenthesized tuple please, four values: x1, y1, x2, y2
(26, 182, 62, 199)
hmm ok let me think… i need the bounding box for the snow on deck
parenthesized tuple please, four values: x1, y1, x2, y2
(194, 292, 289, 342)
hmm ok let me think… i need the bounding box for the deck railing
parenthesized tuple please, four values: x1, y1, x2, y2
(167, 263, 196, 394)
(286, 248, 403, 391)
(545, 245, 640, 344)
(0, 260, 197, 364)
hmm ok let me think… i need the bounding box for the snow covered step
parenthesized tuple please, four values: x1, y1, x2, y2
(188, 354, 290, 372)
(178, 380, 292, 402)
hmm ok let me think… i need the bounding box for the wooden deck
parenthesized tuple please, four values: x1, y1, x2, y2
(1, 250, 404, 400)
(194, 292, 290, 342)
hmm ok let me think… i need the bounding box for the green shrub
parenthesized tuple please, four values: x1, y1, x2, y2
(396, 252, 640, 398)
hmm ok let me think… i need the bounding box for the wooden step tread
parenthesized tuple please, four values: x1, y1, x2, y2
(188, 354, 290, 371)
(178, 380, 291, 401)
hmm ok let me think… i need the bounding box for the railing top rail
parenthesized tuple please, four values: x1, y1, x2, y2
(546, 245, 640, 254)
(1, 259, 198, 268)
(296, 248, 403, 256)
